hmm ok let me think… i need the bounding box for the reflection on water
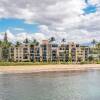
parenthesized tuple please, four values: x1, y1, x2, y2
(0, 70, 100, 100)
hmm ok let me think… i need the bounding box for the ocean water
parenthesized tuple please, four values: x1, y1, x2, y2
(0, 70, 100, 100)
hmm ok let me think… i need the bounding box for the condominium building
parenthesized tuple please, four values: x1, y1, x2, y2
(58, 43, 67, 62)
(0, 33, 90, 62)
(9, 43, 41, 62)
(10, 44, 30, 62)
(65, 42, 86, 62)
(40, 40, 49, 62)
(9, 40, 90, 62)
(81, 46, 90, 61)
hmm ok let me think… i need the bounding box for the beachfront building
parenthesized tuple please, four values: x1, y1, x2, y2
(49, 41, 59, 62)
(0, 33, 90, 62)
(40, 40, 49, 62)
(41, 41, 89, 63)
(9, 40, 89, 62)
(65, 42, 87, 62)
(9, 39, 41, 62)
(58, 43, 67, 62)
(81, 46, 90, 61)
(9, 44, 31, 62)
(58, 42, 88, 62)
(40, 39, 59, 62)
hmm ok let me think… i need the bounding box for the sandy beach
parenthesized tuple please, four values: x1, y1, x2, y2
(0, 64, 100, 74)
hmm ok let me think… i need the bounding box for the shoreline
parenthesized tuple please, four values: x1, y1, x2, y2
(0, 64, 100, 74)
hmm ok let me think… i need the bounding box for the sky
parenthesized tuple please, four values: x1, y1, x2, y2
(0, 0, 100, 44)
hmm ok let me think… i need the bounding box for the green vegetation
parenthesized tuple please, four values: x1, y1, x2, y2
(0, 61, 65, 66)
(0, 60, 100, 66)
(0, 40, 11, 61)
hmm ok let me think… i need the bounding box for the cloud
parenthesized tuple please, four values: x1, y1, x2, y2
(0, 0, 100, 44)
(88, 0, 100, 5)
(1, 30, 46, 43)
(13, 28, 25, 31)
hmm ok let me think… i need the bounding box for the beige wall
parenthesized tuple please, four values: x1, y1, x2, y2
(10, 44, 31, 61)
(9, 42, 87, 62)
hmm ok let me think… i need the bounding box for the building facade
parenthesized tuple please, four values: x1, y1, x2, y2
(9, 43, 41, 62)
(0, 32, 90, 62)
(9, 40, 89, 62)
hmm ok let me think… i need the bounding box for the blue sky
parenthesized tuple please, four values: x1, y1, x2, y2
(0, 0, 99, 43)
(84, 0, 97, 14)
(0, 18, 39, 33)
(84, 5, 97, 14)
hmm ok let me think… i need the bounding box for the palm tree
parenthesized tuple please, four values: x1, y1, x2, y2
(23, 38, 30, 44)
(62, 38, 66, 43)
(91, 39, 97, 54)
(0, 40, 2, 47)
(35, 41, 39, 46)
(16, 41, 21, 47)
(91, 39, 96, 47)
(49, 37, 55, 43)
(31, 39, 39, 46)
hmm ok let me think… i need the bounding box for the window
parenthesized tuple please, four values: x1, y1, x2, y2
(76, 44, 79, 47)
(11, 48, 14, 52)
(23, 55, 28, 59)
(52, 44, 58, 47)
(23, 48, 28, 53)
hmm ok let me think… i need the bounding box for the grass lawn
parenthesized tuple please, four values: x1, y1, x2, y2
(0, 62, 63, 66)
(0, 61, 100, 66)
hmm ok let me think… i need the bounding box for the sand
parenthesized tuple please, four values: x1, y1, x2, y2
(0, 64, 100, 74)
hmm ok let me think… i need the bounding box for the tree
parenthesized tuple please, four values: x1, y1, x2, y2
(0, 32, 12, 61)
(0, 40, 2, 47)
(96, 42, 100, 48)
(49, 37, 55, 43)
(91, 39, 96, 47)
(1, 41, 12, 61)
(23, 38, 30, 44)
(96, 42, 100, 61)
(16, 41, 21, 46)
(62, 38, 66, 43)
(31, 39, 39, 46)
(88, 56, 94, 62)
(91, 39, 97, 55)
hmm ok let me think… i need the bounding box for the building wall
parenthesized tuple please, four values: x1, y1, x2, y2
(10, 44, 31, 62)
(10, 44, 41, 62)
(9, 41, 87, 62)
(76, 47, 85, 62)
